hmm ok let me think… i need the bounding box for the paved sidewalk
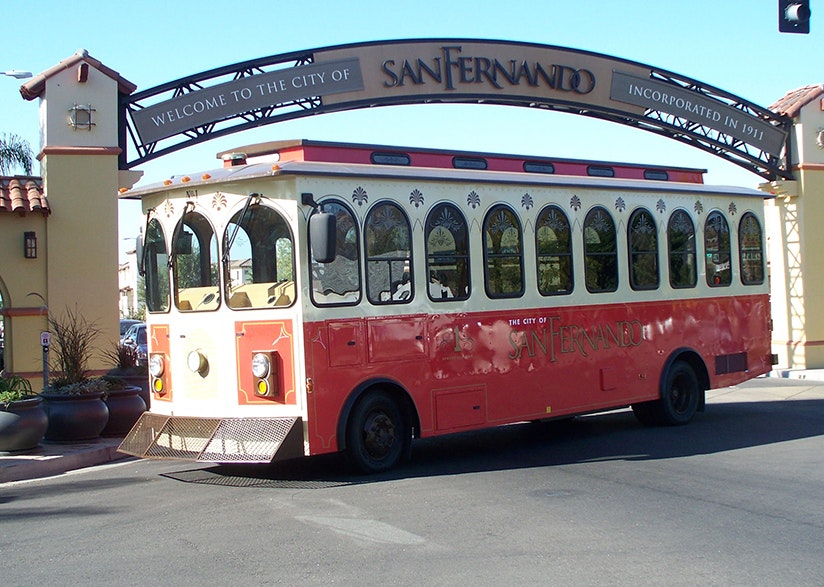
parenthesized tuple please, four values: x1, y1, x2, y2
(0, 436, 127, 484)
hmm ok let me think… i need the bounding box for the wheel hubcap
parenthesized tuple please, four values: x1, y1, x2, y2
(363, 412, 395, 459)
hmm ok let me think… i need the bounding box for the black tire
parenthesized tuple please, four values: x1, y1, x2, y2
(632, 360, 701, 426)
(659, 361, 700, 425)
(345, 391, 408, 474)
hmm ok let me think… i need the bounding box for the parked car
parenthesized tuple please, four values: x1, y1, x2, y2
(122, 322, 147, 367)
(120, 319, 142, 342)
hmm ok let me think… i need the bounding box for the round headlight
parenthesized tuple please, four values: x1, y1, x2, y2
(148, 354, 165, 378)
(251, 353, 270, 378)
(187, 350, 208, 374)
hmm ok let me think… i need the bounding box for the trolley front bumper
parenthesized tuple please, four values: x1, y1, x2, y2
(118, 413, 303, 463)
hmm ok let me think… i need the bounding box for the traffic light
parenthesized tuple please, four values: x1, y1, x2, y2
(779, 1, 811, 33)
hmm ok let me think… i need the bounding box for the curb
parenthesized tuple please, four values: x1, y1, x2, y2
(0, 438, 126, 484)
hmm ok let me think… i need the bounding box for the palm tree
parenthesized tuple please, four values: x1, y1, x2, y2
(0, 133, 33, 175)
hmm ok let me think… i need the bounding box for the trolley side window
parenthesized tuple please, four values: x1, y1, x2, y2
(425, 203, 470, 302)
(628, 207, 659, 291)
(667, 209, 697, 289)
(173, 210, 220, 311)
(365, 202, 413, 305)
(224, 203, 295, 309)
(310, 200, 362, 306)
(739, 212, 765, 286)
(144, 218, 170, 313)
(705, 211, 732, 287)
(584, 206, 618, 293)
(536, 205, 573, 296)
(484, 205, 525, 298)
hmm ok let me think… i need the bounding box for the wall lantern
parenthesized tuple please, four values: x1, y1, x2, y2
(68, 104, 95, 130)
(24, 231, 37, 259)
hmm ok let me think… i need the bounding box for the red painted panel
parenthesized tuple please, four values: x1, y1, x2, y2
(367, 316, 427, 363)
(327, 321, 363, 367)
(234, 320, 296, 405)
(434, 386, 486, 431)
(149, 324, 172, 402)
(303, 294, 771, 456)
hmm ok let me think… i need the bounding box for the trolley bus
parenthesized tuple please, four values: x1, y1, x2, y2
(118, 139, 774, 473)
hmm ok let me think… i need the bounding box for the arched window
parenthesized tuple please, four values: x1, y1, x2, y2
(628, 208, 659, 290)
(310, 199, 361, 305)
(667, 209, 697, 289)
(705, 211, 731, 287)
(536, 205, 573, 295)
(739, 212, 765, 285)
(484, 205, 524, 298)
(144, 217, 170, 313)
(173, 209, 219, 311)
(425, 203, 470, 301)
(584, 206, 618, 293)
(224, 202, 295, 309)
(365, 202, 413, 304)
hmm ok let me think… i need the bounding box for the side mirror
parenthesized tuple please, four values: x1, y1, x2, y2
(309, 212, 336, 263)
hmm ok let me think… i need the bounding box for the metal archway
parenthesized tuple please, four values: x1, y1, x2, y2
(119, 39, 792, 180)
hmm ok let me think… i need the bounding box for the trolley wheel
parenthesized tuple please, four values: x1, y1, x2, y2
(345, 390, 408, 474)
(632, 360, 701, 426)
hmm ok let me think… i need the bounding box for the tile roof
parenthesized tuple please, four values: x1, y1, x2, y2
(20, 48, 136, 101)
(769, 84, 824, 118)
(0, 177, 50, 216)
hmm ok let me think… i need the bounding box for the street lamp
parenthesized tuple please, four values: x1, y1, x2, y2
(2, 70, 33, 79)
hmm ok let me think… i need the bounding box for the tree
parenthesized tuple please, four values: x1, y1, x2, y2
(0, 133, 33, 175)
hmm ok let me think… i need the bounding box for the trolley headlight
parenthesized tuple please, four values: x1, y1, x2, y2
(187, 350, 208, 376)
(251, 353, 271, 378)
(252, 351, 279, 398)
(149, 354, 165, 378)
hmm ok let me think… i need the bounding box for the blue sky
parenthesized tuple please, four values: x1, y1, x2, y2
(2, 0, 820, 258)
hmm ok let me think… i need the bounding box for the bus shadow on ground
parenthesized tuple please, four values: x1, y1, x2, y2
(162, 396, 824, 489)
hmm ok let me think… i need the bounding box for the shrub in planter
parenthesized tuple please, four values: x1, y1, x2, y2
(40, 307, 109, 441)
(41, 377, 109, 441)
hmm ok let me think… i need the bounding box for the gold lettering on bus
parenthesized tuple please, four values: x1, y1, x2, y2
(507, 317, 645, 361)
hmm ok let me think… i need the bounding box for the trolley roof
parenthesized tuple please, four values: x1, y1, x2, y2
(121, 139, 767, 200)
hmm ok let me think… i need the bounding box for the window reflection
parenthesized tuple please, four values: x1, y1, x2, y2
(224, 203, 295, 309)
(173, 210, 220, 311)
(310, 200, 361, 305)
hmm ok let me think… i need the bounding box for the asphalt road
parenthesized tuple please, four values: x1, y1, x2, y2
(2, 377, 823, 586)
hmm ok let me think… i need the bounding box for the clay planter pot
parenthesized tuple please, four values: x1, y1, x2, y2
(41, 391, 109, 442)
(110, 373, 150, 410)
(0, 396, 49, 452)
(102, 386, 146, 436)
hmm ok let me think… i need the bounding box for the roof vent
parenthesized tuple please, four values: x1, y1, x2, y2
(222, 152, 247, 167)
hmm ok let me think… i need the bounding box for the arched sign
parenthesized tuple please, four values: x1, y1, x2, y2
(121, 39, 791, 180)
